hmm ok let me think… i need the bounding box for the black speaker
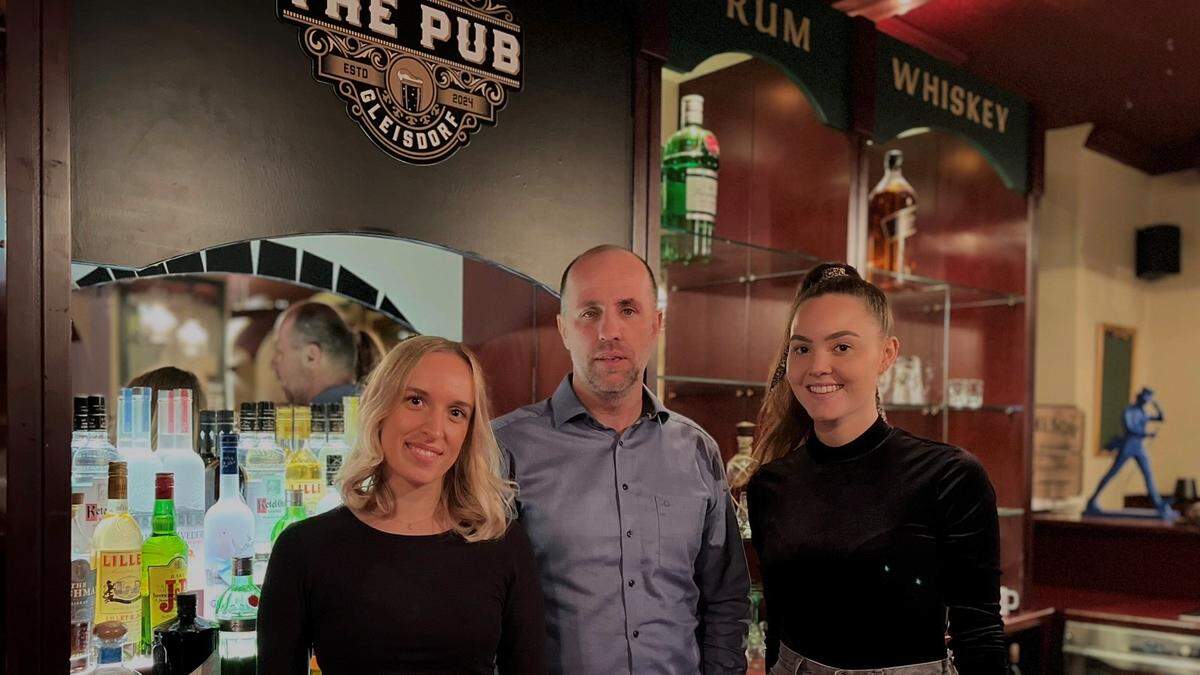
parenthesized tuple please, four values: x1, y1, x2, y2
(1136, 224, 1180, 280)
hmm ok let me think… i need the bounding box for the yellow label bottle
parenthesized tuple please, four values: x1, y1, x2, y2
(286, 405, 324, 513)
(93, 462, 144, 655)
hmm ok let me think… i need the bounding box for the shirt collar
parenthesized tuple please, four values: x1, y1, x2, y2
(550, 374, 670, 429)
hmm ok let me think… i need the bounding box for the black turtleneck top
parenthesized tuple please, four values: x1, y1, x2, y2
(746, 417, 1006, 674)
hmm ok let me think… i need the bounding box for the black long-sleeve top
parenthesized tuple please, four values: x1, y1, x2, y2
(746, 417, 1006, 674)
(257, 506, 547, 675)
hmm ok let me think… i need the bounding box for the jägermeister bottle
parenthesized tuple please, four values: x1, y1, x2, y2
(867, 149, 918, 275)
(662, 94, 719, 264)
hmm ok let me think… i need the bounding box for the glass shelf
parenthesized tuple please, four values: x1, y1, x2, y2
(661, 232, 821, 292)
(997, 507, 1026, 518)
(867, 266, 1025, 312)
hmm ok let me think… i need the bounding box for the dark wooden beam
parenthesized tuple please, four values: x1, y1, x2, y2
(4, 0, 73, 670)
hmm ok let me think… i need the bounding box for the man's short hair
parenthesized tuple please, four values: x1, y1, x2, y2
(284, 302, 357, 374)
(558, 245, 658, 314)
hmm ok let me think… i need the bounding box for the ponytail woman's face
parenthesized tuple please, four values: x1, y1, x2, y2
(786, 294, 897, 429)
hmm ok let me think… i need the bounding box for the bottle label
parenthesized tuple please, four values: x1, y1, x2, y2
(324, 454, 344, 483)
(70, 558, 95, 656)
(95, 549, 142, 645)
(147, 554, 188, 630)
(246, 474, 286, 543)
(684, 168, 718, 222)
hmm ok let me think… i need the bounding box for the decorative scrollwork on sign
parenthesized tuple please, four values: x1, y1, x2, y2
(278, 0, 524, 165)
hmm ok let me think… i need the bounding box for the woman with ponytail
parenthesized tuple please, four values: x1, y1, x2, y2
(745, 263, 1005, 675)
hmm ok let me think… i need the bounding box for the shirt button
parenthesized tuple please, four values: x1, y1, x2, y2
(663, 499, 671, 507)
(628, 579, 635, 587)
(621, 483, 629, 491)
(626, 530, 632, 538)
(618, 440, 624, 446)
(632, 630, 640, 638)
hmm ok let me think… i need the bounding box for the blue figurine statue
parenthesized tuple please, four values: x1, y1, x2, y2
(1084, 387, 1177, 521)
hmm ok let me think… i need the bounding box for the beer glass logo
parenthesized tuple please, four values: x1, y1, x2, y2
(278, 0, 524, 165)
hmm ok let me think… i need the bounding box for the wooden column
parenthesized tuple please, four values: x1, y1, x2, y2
(5, 0, 74, 669)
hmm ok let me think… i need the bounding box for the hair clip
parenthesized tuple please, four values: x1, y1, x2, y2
(770, 352, 787, 388)
(823, 266, 848, 280)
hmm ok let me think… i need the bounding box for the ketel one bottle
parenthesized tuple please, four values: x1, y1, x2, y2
(141, 472, 189, 653)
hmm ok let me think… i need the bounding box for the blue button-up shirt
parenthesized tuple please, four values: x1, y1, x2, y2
(494, 376, 750, 674)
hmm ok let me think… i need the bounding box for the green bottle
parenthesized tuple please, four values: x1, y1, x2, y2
(271, 489, 307, 544)
(662, 93, 719, 264)
(214, 556, 260, 674)
(141, 473, 189, 653)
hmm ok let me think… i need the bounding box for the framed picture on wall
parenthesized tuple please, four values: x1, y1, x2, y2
(1094, 324, 1136, 454)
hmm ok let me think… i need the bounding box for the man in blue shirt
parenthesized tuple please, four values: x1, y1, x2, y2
(494, 245, 750, 674)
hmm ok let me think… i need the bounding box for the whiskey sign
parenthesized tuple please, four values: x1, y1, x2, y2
(278, 0, 523, 164)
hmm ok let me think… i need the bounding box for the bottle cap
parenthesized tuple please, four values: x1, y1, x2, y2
(232, 556, 254, 577)
(175, 591, 198, 621)
(239, 402, 257, 432)
(155, 472, 175, 500)
(89, 395, 109, 431)
(287, 489, 304, 507)
(215, 409, 236, 434)
(219, 433, 240, 474)
(74, 397, 90, 430)
(108, 460, 128, 499)
(885, 149, 904, 170)
(71, 492, 84, 506)
(680, 94, 704, 127)
(117, 387, 153, 452)
(156, 389, 193, 452)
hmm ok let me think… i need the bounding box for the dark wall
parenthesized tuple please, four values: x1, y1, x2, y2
(71, 0, 636, 286)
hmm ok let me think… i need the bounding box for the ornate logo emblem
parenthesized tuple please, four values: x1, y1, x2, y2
(278, 0, 523, 165)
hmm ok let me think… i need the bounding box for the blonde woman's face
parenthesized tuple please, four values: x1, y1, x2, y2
(378, 351, 475, 492)
(786, 294, 897, 426)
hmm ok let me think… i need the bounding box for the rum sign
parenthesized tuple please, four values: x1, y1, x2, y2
(278, 0, 524, 164)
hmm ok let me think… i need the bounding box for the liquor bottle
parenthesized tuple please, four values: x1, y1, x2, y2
(141, 472, 190, 653)
(198, 410, 219, 510)
(272, 490, 307, 543)
(745, 584, 767, 675)
(74, 395, 121, 537)
(216, 409, 240, 495)
(93, 621, 141, 674)
(215, 556, 260, 674)
(152, 591, 219, 675)
(237, 402, 257, 469)
(202, 433, 255, 618)
(867, 149, 918, 276)
(70, 492, 96, 673)
(287, 405, 323, 513)
(314, 403, 347, 514)
(156, 390, 205, 598)
(245, 401, 286, 583)
(725, 421, 758, 492)
(309, 403, 328, 463)
(117, 387, 163, 538)
(662, 93, 719, 264)
(93, 461, 144, 657)
(343, 395, 361, 450)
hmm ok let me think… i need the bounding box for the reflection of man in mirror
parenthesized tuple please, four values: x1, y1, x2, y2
(271, 302, 360, 405)
(1085, 387, 1174, 520)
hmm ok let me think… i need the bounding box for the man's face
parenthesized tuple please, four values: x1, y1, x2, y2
(557, 250, 662, 401)
(271, 316, 312, 404)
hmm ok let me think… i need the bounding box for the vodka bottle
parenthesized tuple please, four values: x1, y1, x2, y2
(74, 395, 120, 537)
(117, 387, 162, 538)
(155, 389, 206, 599)
(245, 401, 286, 583)
(202, 433, 255, 618)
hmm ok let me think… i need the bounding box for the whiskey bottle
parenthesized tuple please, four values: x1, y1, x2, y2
(867, 149, 918, 275)
(141, 473, 189, 653)
(70, 492, 96, 672)
(662, 93, 719, 264)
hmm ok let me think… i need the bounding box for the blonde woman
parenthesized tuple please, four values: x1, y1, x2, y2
(258, 336, 547, 674)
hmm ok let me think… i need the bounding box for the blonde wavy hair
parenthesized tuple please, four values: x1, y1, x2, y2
(739, 262, 894, 488)
(338, 336, 516, 542)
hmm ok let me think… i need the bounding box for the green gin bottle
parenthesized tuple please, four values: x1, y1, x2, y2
(214, 556, 260, 674)
(141, 473, 189, 653)
(662, 93, 719, 264)
(271, 490, 307, 544)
